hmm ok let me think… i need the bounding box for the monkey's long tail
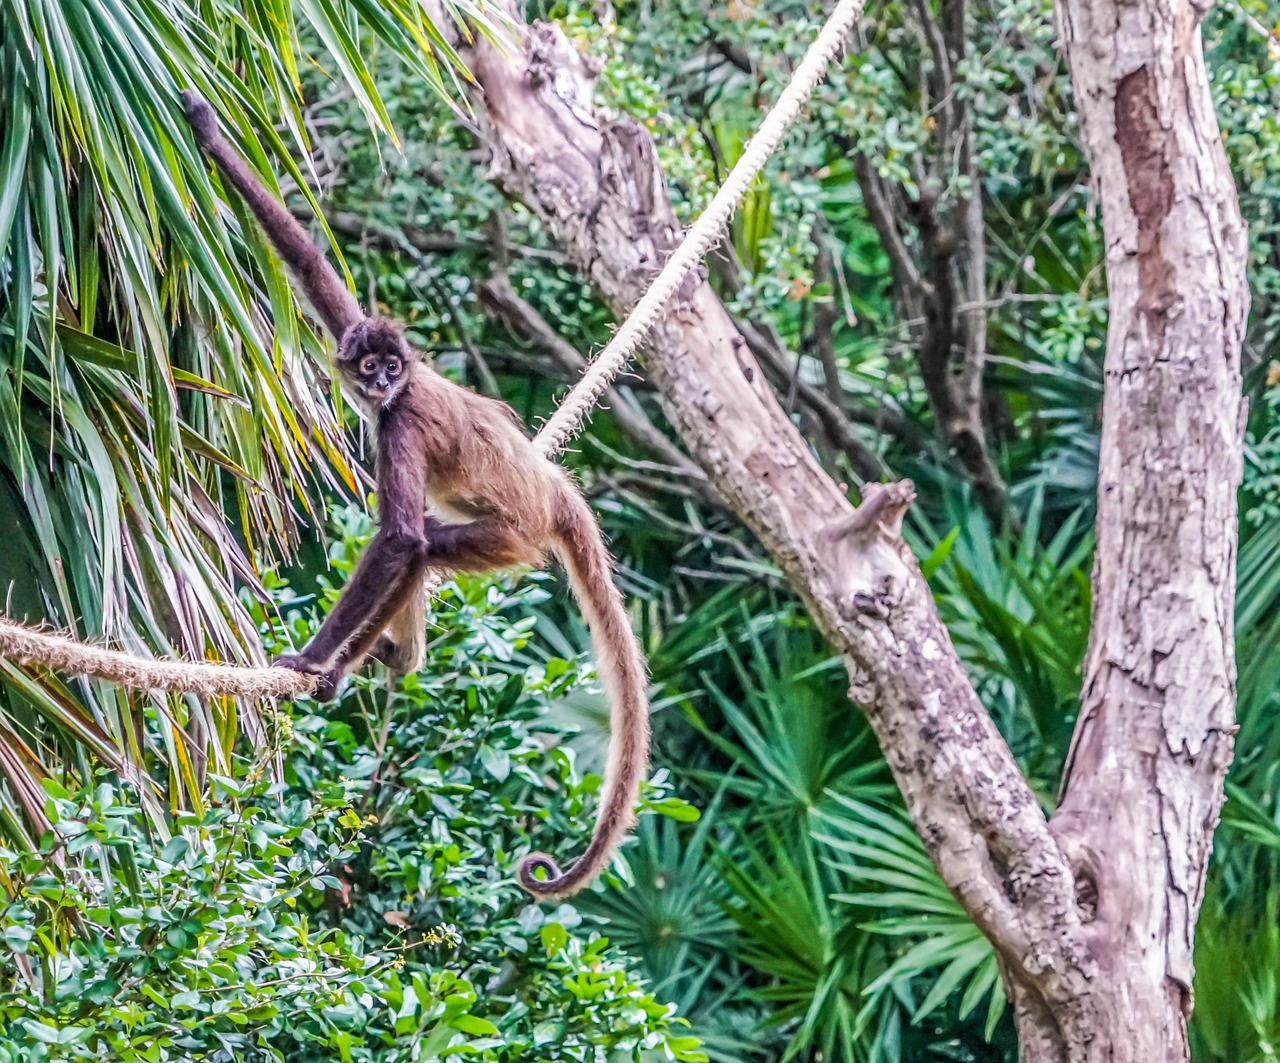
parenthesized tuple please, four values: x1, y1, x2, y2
(520, 489, 651, 900)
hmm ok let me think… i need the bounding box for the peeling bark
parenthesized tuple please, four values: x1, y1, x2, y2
(429, 3, 1247, 1058)
(1044, 0, 1249, 1055)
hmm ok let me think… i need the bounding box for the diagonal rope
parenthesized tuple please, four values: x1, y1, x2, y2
(532, 0, 866, 458)
(0, 0, 864, 698)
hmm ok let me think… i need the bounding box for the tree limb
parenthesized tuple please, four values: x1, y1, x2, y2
(708, 246, 926, 460)
(308, 206, 570, 266)
(1036, 0, 1250, 1050)
(437, 3, 1092, 1004)
(811, 232, 848, 408)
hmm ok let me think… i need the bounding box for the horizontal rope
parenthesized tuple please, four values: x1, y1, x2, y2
(0, 0, 863, 698)
(0, 617, 315, 697)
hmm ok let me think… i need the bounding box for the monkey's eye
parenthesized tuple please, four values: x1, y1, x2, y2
(361, 358, 378, 375)
(386, 360, 400, 375)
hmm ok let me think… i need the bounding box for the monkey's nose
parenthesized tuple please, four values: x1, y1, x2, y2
(374, 374, 389, 391)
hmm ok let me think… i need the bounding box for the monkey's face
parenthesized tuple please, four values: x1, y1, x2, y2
(337, 321, 415, 409)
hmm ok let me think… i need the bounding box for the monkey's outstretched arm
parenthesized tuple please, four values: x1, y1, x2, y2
(180, 91, 364, 340)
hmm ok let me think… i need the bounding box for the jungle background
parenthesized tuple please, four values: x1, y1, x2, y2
(1, 0, 1279, 1058)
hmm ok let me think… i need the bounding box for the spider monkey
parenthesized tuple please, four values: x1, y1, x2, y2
(181, 91, 649, 900)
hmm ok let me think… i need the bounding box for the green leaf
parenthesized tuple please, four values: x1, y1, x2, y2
(541, 922, 569, 954)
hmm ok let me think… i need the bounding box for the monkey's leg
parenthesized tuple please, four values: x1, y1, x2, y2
(275, 531, 428, 693)
(300, 554, 436, 697)
(417, 516, 537, 571)
(361, 519, 527, 675)
(292, 581, 427, 700)
(345, 516, 533, 677)
(346, 519, 520, 674)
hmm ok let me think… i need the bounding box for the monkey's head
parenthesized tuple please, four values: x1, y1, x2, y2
(337, 320, 417, 409)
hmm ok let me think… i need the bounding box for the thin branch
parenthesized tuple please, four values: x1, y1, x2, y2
(589, 476, 755, 561)
(710, 247, 924, 457)
(811, 232, 847, 407)
(849, 152, 923, 300)
(708, 31, 755, 75)
(735, 316, 890, 481)
(314, 208, 570, 266)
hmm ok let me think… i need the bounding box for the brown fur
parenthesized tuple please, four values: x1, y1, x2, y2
(183, 93, 651, 899)
(181, 91, 363, 341)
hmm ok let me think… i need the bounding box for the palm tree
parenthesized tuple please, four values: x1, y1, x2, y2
(0, 0, 495, 843)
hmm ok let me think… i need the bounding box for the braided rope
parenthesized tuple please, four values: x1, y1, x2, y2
(0, 617, 316, 696)
(0, 0, 863, 698)
(533, 0, 866, 455)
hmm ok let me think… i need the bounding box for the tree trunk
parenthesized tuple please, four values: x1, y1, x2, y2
(431, 3, 1249, 1058)
(1032, 0, 1249, 1058)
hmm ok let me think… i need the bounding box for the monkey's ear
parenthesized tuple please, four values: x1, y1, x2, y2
(335, 321, 366, 362)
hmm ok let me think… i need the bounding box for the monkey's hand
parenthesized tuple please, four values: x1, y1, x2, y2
(273, 653, 343, 702)
(179, 90, 220, 146)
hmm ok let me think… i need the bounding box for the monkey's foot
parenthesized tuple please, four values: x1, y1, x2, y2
(370, 636, 423, 674)
(273, 654, 343, 702)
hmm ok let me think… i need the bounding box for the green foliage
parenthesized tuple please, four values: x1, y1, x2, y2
(0, 510, 703, 1060)
(918, 490, 1092, 793)
(0, 0, 504, 840)
(582, 612, 1016, 1062)
(8, 0, 1280, 1058)
(715, 832, 877, 1062)
(819, 796, 1003, 1042)
(0, 774, 386, 1061)
(1191, 887, 1280, 1063)
(683, 620, 890, 832)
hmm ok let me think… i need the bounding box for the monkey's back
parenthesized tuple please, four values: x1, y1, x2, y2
(391, 362, 569, 558)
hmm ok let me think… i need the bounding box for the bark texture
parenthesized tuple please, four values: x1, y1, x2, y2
(431, 3, 1247, 1059)
(1044, 0, 1249, 1056)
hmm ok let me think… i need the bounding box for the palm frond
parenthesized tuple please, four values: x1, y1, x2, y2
(816, 793, 1005, 1043)
(0, 0, 490, 834)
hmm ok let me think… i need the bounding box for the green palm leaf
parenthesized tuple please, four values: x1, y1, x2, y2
(816, 792, 1005, 1041)
(0, 0, 495, 838)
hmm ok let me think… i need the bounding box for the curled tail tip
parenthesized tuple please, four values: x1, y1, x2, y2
(518, 853, 582, 900)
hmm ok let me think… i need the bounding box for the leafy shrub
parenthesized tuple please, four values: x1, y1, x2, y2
(0, 507, 703, 1062)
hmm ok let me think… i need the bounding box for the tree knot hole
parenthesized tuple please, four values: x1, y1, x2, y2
(1074, 867, 1098, 924)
